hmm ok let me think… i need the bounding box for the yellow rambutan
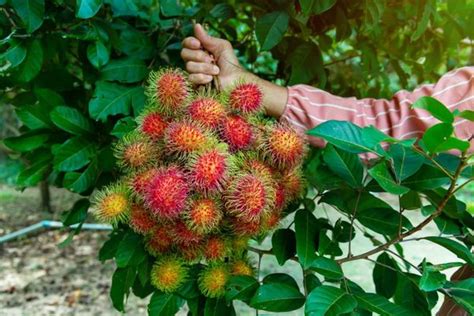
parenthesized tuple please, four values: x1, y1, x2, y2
(198, 264, 230, 298)
(92, 184, 130, 225)
(150, 256, 188, 293)
(185, 197, 223, 233)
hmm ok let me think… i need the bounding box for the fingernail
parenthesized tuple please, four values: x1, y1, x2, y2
(212, 65, 220, 74)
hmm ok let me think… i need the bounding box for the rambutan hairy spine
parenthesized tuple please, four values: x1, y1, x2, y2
(150, 256, 188, 293)
(114, 132, 157, 171)
(92, 183, 130, 226)
(228, 82, 263, 114)
(188, 94, 227, 129)
(146, 69, 190, 115)
(198, 264, 230, 298)
(184, 197, 223, 234)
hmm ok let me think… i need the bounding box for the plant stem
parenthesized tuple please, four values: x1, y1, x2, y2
(337, 154, 467, 264)
(347, 190, 362, 258)
(412, 146, 454, 180)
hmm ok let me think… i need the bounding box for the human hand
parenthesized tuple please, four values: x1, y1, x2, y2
(181, 23, 246, 89)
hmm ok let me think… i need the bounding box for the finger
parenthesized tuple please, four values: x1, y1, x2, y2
(186, 61, 220, 76)
(180, 48, 213, 63)
(182, 36, 201, 49)
(189, 73, 213, 85)
(194, 23, 231, 53)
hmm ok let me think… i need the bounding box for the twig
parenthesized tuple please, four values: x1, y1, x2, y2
(412, 146, 454, 181)
(337, 154, 467, 264)
(347, 190, 362, 258)
(385, 249, 421, 273)
(451, 178, 473, 195)
(1, 8, 17, 28)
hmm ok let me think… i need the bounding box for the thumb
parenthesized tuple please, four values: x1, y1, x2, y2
(194, 23, 227, 55)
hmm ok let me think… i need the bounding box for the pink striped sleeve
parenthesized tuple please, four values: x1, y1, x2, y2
(281, 66, 474, 151)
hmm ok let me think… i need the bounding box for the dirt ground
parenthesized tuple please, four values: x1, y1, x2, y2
(0, 185, 467, 315)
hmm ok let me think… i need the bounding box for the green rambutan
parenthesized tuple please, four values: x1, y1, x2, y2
(146, 225, 174, 255)
(264, 124, 305, 169)
(92, 184, 130, 225)
(220, 115, 254, 151)
(198, 264, 230, 298)
(129, 203, 155, 234)
(228, 82, 263, 114)
(143, 166, 189, 219)
(147, 69, 190, 115)
(225, 173, 275, 220)
(114, 133, 157, 170)
(230, 259, 254, 276)
(150, 256, 188, 293)
(231, 236, 250, 254)
(185, 197, 223, 233)
(188, 96, 226, 129)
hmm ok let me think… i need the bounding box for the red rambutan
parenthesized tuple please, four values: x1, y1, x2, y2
(130, 167, 159, 196)
(129, 204, 155, 234)
(220, 115, 254, 151)
(185, 197, 223, 233)
(228, 82, 263, 114)
(146, 225, 174, 255)
(139, 111, 168, 140)
(264, 124, 305, 168)
(226, 174, 274, 220)
(188, 96, 226, 128)
(231, 217, 262, 237)
(180, 241, 203, 263)
(203, 236, 229, 261)
(281, 167, 306, 199)
(147, 69, 190, 114)
(275, 183, 286, 210)
(165, 121, 213, 156)
(188, 147, 233, 192)
(143, 166, 189, 219)
(172, 220, 203, 245)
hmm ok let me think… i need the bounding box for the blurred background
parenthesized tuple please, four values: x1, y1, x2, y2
(1, 0, 473, 314)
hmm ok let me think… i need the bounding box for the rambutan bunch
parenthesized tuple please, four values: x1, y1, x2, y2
(92, 68, 307, 299)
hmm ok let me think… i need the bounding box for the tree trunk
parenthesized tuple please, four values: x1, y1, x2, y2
(40, 181, 52, 213)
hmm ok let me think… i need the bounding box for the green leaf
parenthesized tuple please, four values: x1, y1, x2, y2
(305, 274, 322, 293)
(249, 281, 305, 312)
(389, 144, 425, 181)
(368, 162, 410, 195)
(15, 39, 43, 82)
(34, 88, 65, 108)
(425, 237, 474, 265)
(402, 164, 450, 190)
(63, 160, 99, 193)
(306, 285, 357, 315)
(400, 191, 422, 210)
(76, 0, 103, 19)
(419, 261, 446, 292)
(115, 232, 147, 268)
(323, 144, 363, 188)
(88, 81, 141, 121)
(99, 231, 124, 262)
(117, 27, 153, 59)
(11, 0, 44, 33)
(412, 96, 454, 123)
(433, 137, 470, 153)
(411, 1, 432, 41)
(50, 106, 95, 135)
(313, 0, 337, 14)
(2, 39, 27, 67)
(148, 291, 184, 316)
(308, 121, 381, 154)
(458, 110, 474, 121)
(355, 292, 415, 316)
(255, 11, 289, 51)
(110, 117, 137, 138)
(160, 0, 185, 17)
(16, 151, 52, 186)
(373, 253, 398, 298)
(309, 257, 343, 280)
(16, 104, 53, 130)
(422, 123, 453, 154)
(289, 42, 325, 85)
(62, 198, 90, 226)
(444, 279, 474, 314)
(204, 298, 235, 316)
(394, 273, 430, 315)
(110, 266, 136, 312)
(225, 275, 259, 303)
(3, 131, 49, 152)
(101, 58, 147, 83)
(271, 229, 296, 265)
(52, 136, 97, 172)
(357, 208, 410, 235)
(87, 41, 109, 68)
(295, 209, 319, 268)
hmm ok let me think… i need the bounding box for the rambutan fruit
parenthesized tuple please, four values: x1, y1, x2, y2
(231, 236, 250, 253)
(225, 173, 274, 220)
(228, 82, 263, 114)
(274, 183, 286, 210)
(230, 259, 254, 276)
(114, 133, 157, 170)
(137, 111, 168, 140)
(92, 184, 130, 225)
(180, 241, 203, 263)
(220, 115, 254, 151)
(264, 124, 305, 169)
(147, 69, 190, 115)
(203, 235, 230, 262)
(261, 209, 281, 232)
(231, 217, 262, 237)
(164, 121, 214, 156)
(129, 203, 155, 234)
(146, 225, 174, 255)
(281, 167, 306, 199)
(237, 153, 274, 182)
(188, 96, 226, 129)
(150, 256, 188, 293)
(143, 166, 189, 219)
(172, 220, 203, 245)
(198, 264, 230, 298)
(185, 197, 223, 234)
(130, 167, 159, 196)
(188, 147, 234, 193)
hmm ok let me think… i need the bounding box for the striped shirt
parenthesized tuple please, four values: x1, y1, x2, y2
(281, 66, 474, 151)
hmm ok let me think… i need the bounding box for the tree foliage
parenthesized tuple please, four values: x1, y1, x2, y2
(1, 0, 473, 315)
